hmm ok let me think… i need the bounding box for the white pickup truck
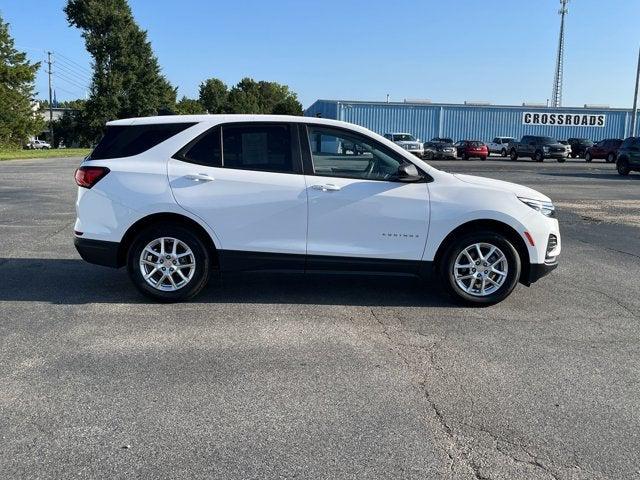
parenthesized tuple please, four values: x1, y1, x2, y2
(486, 137, 515, 157)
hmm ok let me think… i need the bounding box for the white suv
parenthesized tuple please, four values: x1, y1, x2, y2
(74, 115, 560, 304)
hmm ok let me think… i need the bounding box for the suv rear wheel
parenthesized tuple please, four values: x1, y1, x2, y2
(440, 231, 521, 305)
(585, 152, 592, 162)
(606, 153, 615, 163)
(617, 158, 631, 176)
(509, 149, 518, 161)
(127, 223, 212, 302)
(534, 151, 544, 162)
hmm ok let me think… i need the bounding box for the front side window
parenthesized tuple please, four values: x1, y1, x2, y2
(307, 127, 410, 181)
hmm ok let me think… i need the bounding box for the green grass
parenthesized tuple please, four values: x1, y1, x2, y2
(0, 148, 91, 161)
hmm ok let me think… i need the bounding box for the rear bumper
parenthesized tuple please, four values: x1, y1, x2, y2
(525, 261, 558, 285)
(74, 237, 121, 268)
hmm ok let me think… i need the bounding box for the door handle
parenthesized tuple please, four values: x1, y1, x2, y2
(185, 173, 214, 182)
(311, 184, 341, 192)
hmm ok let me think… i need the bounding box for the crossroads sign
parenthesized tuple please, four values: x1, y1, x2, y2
(522, 112, 606, 127)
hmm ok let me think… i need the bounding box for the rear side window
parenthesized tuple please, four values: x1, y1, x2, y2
(222, 124, 293, 173)
(90, 123, 195, 160)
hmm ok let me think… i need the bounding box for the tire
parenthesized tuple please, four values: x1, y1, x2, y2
(606, 153, 615, 163)
(480, 156, 487, 161)
(127, 223, 212, 302)
(617, 158, 630, 176)
(509, 149, 518, 161)
(501, 148, 507, 157)
(462, 153, 469, 161)
(534, 151, 544, 162)
(426, 151, 434, 160)
(585, 152, 592, 163)
(439, 230, 521, 305)
(557, 157, 566, 163)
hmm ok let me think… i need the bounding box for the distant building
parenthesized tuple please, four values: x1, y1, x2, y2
(305, 99, 639, 141)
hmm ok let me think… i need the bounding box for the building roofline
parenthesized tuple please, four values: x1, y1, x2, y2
(307, 99, 634, 113)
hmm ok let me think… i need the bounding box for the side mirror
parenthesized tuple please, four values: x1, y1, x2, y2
(396, 164, 422, 182)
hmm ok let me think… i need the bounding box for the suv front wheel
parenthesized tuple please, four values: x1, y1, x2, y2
(440, 231, 521, 305)
(127, 223, 212, 302)
(534, 151, 544, 162)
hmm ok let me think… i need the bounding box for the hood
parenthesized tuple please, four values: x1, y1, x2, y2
(453, 173, 551, 202)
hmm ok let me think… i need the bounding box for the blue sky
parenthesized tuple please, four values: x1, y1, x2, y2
(2, 0, 639, 108)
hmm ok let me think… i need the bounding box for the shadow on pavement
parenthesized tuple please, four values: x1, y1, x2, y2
(0, 258, 456, 307)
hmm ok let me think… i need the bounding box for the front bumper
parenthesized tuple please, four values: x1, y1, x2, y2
(544, 151, 569, 159)
(526, 261, 558, 285)
(74, 236, 121, 268)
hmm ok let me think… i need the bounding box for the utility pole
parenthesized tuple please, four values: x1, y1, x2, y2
(46, 51, 54, 145)
(631, 46, 640, 137)
(551, 0, 569, 108)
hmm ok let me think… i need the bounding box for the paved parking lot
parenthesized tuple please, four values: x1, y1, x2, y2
(1, 156, 639, 479)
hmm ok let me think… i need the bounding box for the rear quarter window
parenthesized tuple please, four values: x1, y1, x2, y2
(90, 123, 195, 160)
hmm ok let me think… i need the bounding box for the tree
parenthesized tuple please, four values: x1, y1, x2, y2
(175, 96, 206, 114)
(272, 96, 303, 116)
(50, 99, 91, 147)
(224, 77, 303, 115)
(0, 15, 43, 147)
(65, 0, 176, 141)
(198, 78, 227, 114)
(226, 77, 261, 114)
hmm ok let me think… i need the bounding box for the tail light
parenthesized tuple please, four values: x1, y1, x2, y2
(75, 166, 110, 188)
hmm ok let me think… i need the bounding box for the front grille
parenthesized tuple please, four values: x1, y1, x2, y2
(545, 234, 558, 262)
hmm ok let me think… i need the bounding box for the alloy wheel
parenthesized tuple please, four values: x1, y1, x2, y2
(453, 243, 508, 297)
(139, 237, 196, 291)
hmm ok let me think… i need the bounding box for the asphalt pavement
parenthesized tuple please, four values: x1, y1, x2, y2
(1, 156, 639, 479)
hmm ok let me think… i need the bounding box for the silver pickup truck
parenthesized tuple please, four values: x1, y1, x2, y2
(383, 133, 424, 158)
(486, 137, 515, 156)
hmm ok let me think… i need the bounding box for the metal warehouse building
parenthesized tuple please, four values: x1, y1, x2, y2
(304, 100, 640, 142)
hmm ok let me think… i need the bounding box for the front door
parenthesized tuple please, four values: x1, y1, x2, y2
(168, 122, 308, 270)
(302, 125, 429, 271)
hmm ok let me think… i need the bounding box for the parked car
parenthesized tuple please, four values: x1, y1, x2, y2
(383, 132, 424, 157)
(431, 137, 454, 144)
(509, 136, 568, 162)
(423, 141, 457, 160)
(566, 138, 594, 158)
(585, 138, 623, 163)
(25, 139, 51, 150)
(615, 137, 640, 176)
(454, 140, 489, 160)
(487, 137, 515, 157)
(74, 115, 560, 305)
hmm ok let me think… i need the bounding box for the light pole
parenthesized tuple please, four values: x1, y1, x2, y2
(631, 47, 640, 137)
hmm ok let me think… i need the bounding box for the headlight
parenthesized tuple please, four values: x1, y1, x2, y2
(518, 197, 555, 217)
(543, 146, 550, 152)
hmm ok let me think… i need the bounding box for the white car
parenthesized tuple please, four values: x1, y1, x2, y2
(26, 139, 51, 150)
(487, 137, 515, 157)
(383, 132, 424, 158)
(74, 115, 560, 304)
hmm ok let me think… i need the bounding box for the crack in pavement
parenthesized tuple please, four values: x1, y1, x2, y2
(369, 307, 607, 480)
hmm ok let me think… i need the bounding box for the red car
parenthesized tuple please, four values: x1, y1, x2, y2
(585, 138, 623, 163)
(454, 140, 488, 160)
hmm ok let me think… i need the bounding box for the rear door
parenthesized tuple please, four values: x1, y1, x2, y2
(168, 122, 308, 268)
(302, 125, 429, 269)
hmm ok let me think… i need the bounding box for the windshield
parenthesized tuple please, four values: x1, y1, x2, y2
(575, 139, 593, 145)
(392, 134, 416, 142)
(539, 137, 558, 144)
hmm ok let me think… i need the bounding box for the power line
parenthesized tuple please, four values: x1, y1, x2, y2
(54, 68, 91, 89)
(54, 59, 92, 83)
(53, 63, 91, 84)
(54, 72, 89, 92)
(53, 51, 92, 75)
